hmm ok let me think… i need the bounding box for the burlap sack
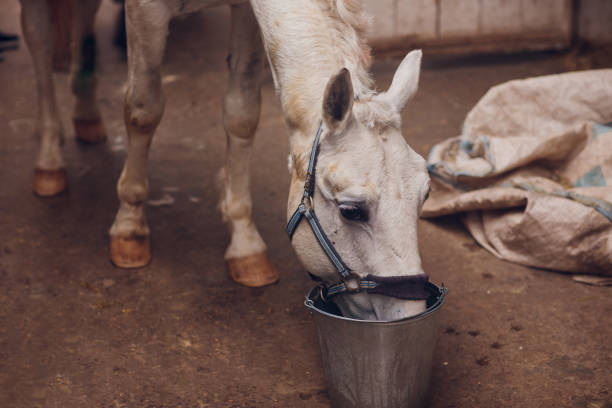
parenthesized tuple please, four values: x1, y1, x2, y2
(423, 70, 612, 277)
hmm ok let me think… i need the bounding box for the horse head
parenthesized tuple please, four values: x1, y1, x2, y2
(288, 51, 431, 321)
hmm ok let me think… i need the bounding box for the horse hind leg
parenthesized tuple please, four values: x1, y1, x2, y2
(21, 0, 67, 196)
(218, 3, 278, 287)
(109, 1, 170, 268)
(70, 0, 106, 144)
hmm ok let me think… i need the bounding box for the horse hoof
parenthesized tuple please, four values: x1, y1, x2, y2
(33, 168, 67, 197)
(227, 252, 279, 287)
(110, 235, 151, 268)
(74, 117, 106, 144)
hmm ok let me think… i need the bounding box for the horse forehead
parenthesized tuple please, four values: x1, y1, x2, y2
(322, 136, 420, 185)
(373, 133, 427, 199)
(383, 132, 426, 173)
(323, 139, 383, 179)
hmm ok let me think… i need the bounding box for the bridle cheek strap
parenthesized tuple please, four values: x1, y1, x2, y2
(286, 121, 430, 301)
(287, 204, 352, 279)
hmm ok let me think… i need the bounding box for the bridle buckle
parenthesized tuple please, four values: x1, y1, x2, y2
(343, 273, 362, 293)
(304, 194, 314, 211)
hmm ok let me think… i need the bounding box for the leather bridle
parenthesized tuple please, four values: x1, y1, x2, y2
(287, 121, 430, 302)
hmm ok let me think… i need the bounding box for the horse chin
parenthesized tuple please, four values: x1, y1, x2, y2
(333, 293, 427, 321)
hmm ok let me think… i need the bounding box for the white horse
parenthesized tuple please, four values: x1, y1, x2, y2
(22, 0, 431, 321)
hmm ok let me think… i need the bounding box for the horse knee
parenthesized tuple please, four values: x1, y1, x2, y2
(223, 50, 263, 140)
(124, 87, 165, 135)
(223, 91, 260, 140)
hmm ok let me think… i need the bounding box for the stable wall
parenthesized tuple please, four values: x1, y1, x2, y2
(364, 0, 612, 55)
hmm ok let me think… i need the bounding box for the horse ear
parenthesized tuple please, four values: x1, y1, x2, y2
(322, 68, 354, 132)
(381, 49, 422, 113)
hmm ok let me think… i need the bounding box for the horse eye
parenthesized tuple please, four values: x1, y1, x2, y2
(339, 203, 369, 222)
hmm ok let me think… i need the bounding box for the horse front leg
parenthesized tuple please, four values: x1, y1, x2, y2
(20, 0, 66, 196)
(109, 0, 170, 268)
(70, 0, 106, 144)
(218, 3, 278, 287)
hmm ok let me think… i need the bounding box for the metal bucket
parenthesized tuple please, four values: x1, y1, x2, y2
(305, 282, 447, 408)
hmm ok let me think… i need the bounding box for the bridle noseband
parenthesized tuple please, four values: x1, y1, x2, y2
(287, 121, 430, 302)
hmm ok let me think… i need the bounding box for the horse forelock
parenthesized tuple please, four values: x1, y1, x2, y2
(353, 97, 401, 134)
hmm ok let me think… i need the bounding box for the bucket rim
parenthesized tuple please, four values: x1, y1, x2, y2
(304, 281, 448, 326)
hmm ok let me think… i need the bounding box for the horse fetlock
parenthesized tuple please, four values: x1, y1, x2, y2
(36, 133, 65, 171)
(117, 176, 148, 205)
(72, 81, 100, 123)
(225, 218, 266, 260)
(219, 192, 253, 226)
(73, 117, 106, 144)
(109, 202, 149, 239)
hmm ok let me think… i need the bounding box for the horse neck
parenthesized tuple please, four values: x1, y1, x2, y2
(250, 0, 372, 146)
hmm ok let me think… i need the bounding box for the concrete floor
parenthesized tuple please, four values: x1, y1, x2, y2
(1, 2, 611, 407)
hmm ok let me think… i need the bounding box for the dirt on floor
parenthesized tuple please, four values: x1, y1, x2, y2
(1, 2, 611, 408)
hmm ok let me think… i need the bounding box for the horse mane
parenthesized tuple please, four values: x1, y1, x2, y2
(323, 0, 373, 93)
(333, 0, 371, 63)
(276, 0, 397, 133)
